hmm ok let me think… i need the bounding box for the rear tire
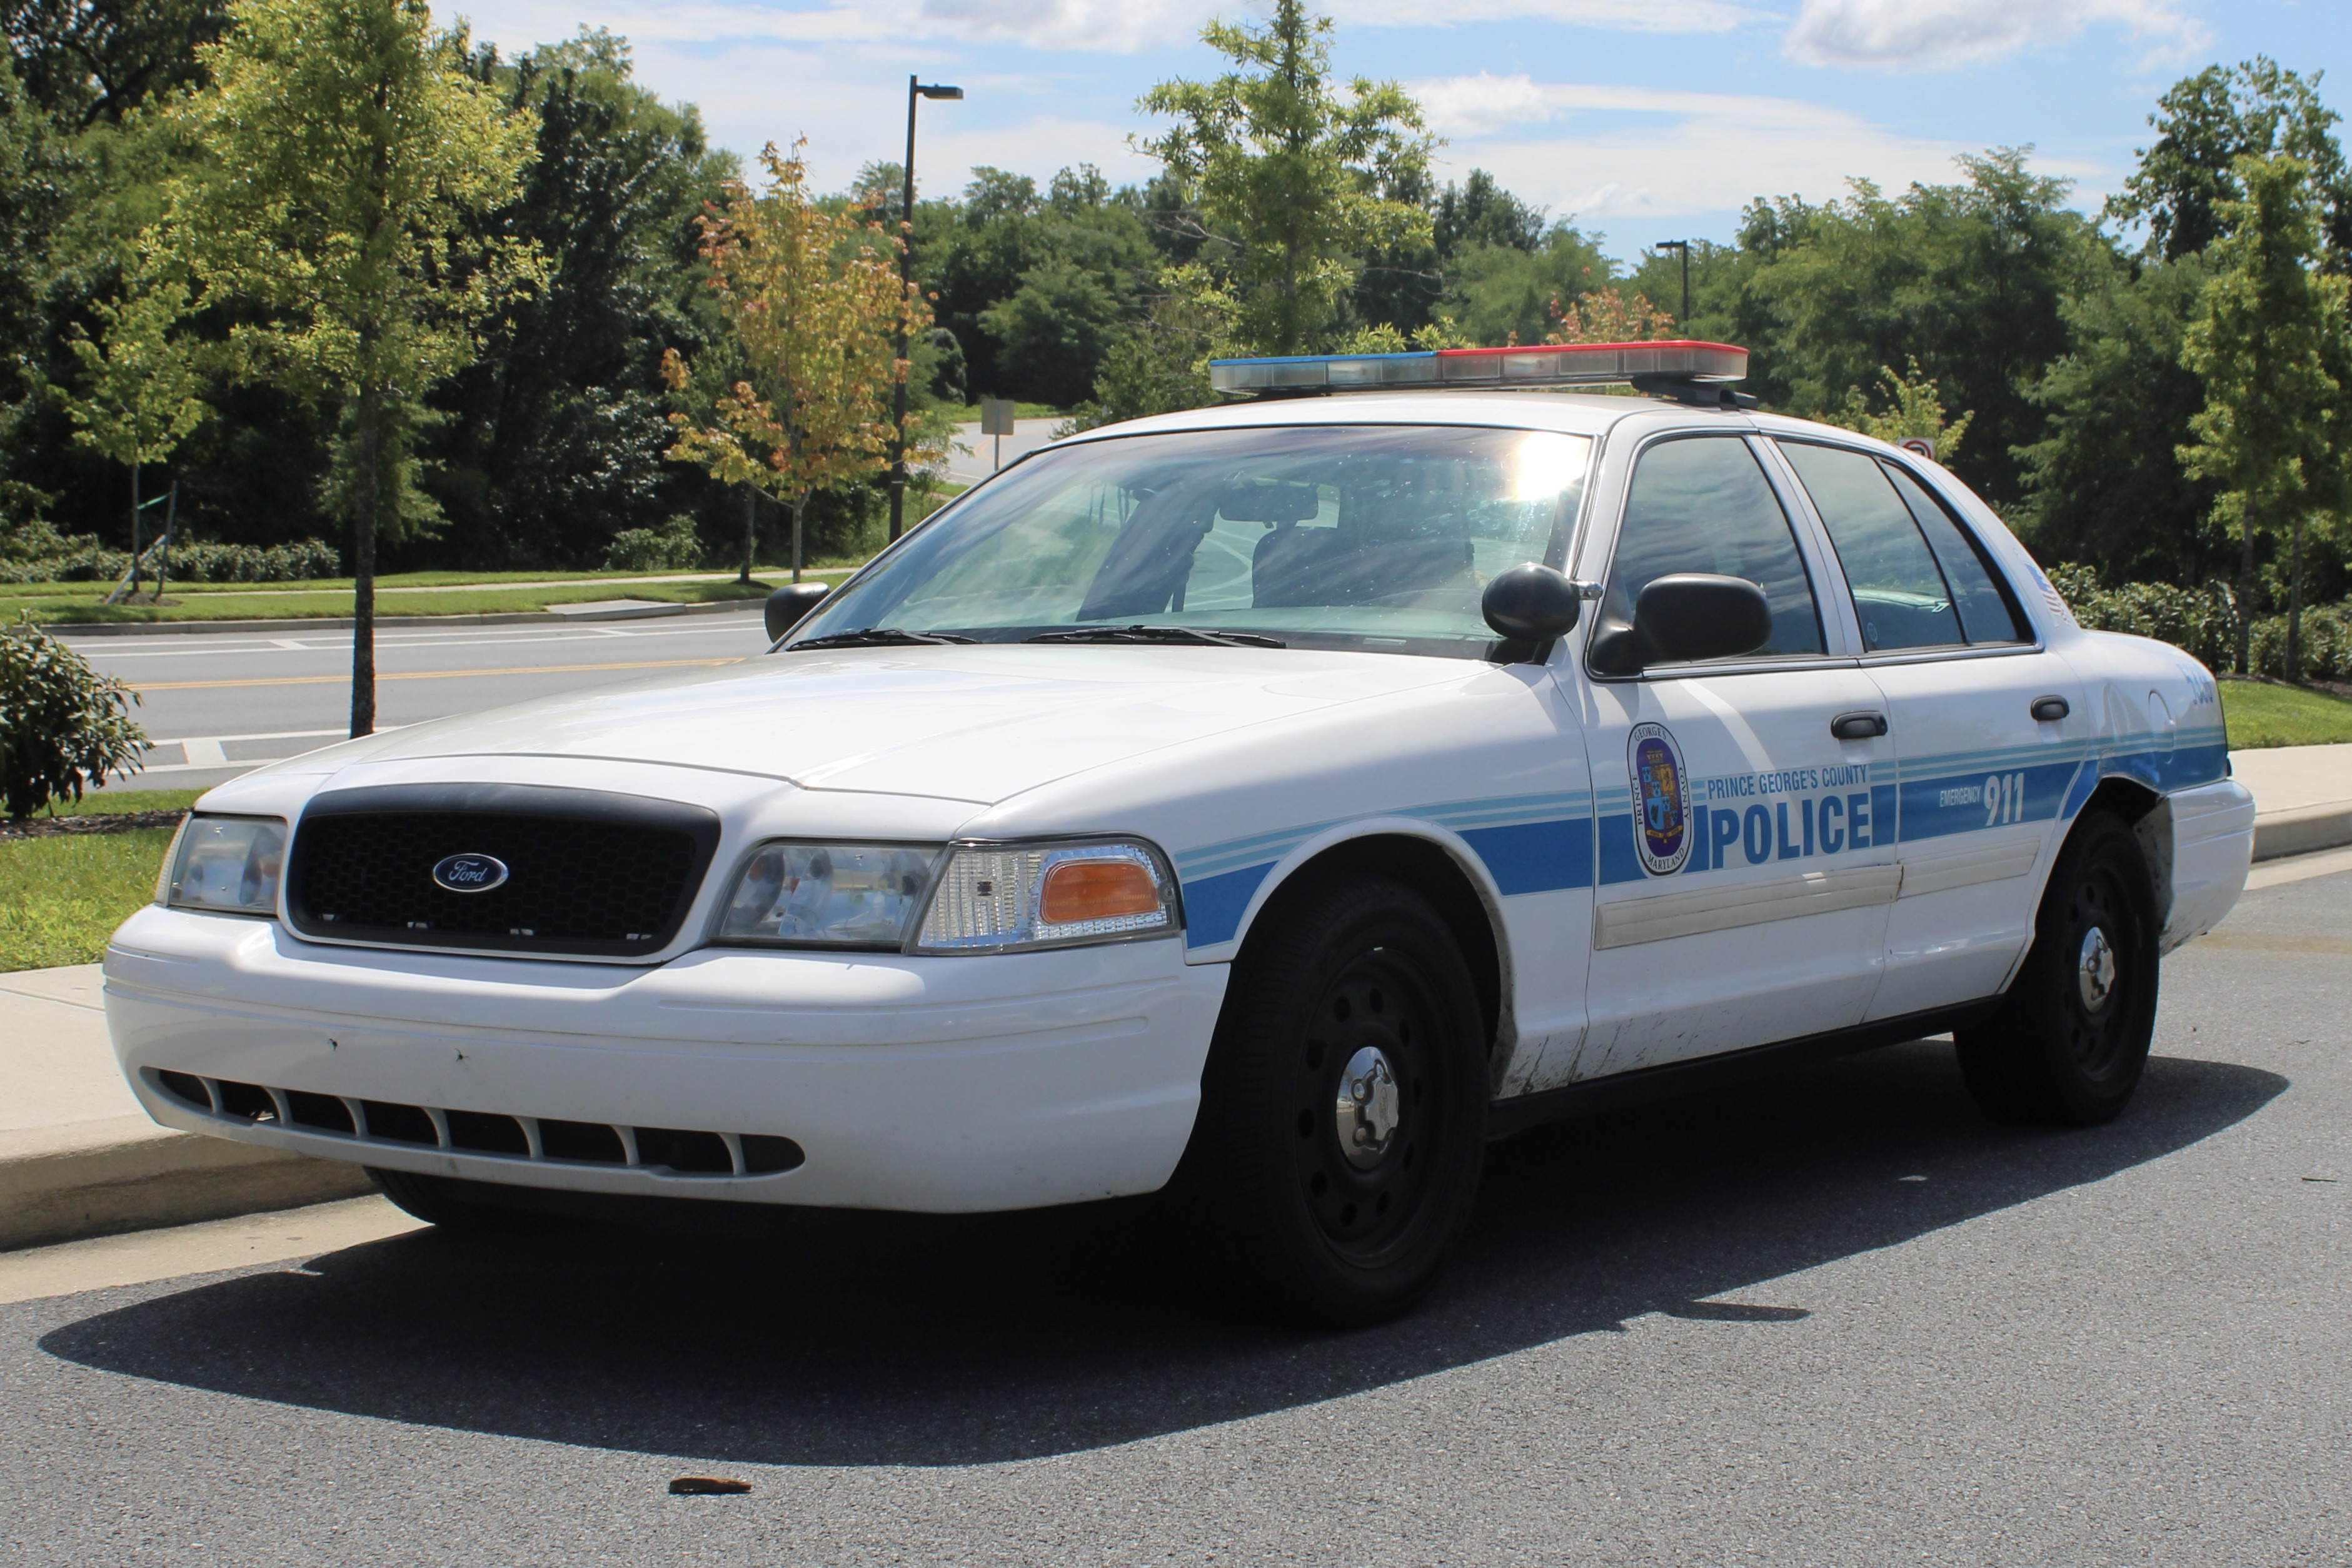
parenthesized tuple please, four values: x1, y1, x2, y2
(1955, 811, 2159, 1125)
(1172, 877, 1489, 1326)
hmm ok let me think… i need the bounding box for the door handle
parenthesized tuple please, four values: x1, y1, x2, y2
(1831, 711, 1889, 740)
(2030, 695, 2071, 722)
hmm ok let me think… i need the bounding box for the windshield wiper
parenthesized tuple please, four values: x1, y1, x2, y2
(788, 627, 980, 650)
(1025, 625, 1286, 650)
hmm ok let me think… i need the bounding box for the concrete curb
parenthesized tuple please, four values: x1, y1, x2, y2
(0, 1115, 376, 1252)
(2252, 803, 2352, 862)
(46, 595, 771, 638)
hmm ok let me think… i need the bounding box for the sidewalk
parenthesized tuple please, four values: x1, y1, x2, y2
(2234, 743, 2352, 861)
(4, 743, 2348, 1253)
(0, 966, 371, 1251)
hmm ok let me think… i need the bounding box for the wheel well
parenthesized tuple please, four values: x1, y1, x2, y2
(2081, 776, 2161, 825)
(2068, 775, 2173, 928)
(1242, 835, 1505, 1053)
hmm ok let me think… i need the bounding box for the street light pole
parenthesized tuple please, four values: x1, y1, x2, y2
(888, 76, 963, 545)
(1659, 239, 1691, 331)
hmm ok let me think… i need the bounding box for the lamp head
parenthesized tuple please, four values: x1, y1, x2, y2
(918, 84, 964, 99)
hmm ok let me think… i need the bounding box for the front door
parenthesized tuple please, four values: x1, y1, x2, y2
(1569, 432, 1901, 1082)
(1770, 439, 2089, 1018)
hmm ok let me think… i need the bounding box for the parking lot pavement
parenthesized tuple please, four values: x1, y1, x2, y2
(3, 868, 2347, 1565)
(64, 608, 774, 793)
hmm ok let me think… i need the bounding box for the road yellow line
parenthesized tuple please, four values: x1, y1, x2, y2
(134, 656, 745, 692)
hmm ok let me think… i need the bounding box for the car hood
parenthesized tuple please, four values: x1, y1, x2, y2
(279, 645, 1475, 805)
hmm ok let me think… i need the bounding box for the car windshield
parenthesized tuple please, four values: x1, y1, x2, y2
(790, 423, 1593, 660)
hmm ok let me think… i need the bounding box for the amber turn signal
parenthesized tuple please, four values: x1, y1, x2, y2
(1039, 858, 1161, 925)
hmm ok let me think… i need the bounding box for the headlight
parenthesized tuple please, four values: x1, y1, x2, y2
(912, 840, 1179, 953)
(166, 815, 287, 916)
(715, 842, 941, 947)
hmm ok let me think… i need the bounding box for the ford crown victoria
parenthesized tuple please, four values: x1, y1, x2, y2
(104, 341, 2255, 1322)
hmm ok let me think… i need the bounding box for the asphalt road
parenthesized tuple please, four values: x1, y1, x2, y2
(4, 863, 2348, 1564)
(67, 610, 776, 794)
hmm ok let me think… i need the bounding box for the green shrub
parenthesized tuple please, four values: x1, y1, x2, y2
(603, 513, 705, 572)
(0, 533, 341, 584)
(2046, 563, 2236, 670)
(2249, 603, 2352, 683)
(0, 616, 149, 817)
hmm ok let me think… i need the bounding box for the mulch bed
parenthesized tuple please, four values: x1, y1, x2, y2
(0, 808, 189, 840)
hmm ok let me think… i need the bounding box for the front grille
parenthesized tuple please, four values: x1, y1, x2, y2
(284, 783, 721, 958)
(147, 1068, 805, 1178)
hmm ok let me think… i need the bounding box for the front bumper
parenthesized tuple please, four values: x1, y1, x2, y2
(104, 905, 1227, 1213)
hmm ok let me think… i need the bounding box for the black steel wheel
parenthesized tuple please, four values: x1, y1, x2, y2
(1172, 875, 1488, 1325)
(1956, 810, 2160, 1125)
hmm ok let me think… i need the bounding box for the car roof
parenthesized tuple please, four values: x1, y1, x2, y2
(1057, 389, 1701, 444)
(1052, 391, 1919, 460)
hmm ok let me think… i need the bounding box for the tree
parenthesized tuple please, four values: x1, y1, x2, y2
(1544, 283, 1674, 345)
(2178, 154, 2345, 675)
(1829, 357, 1974, 459)
(2109, 58, 2352, 264)
(60, 277, 206, 595)
(426, 31, 735, 570)
(147, 0, 542, 736)
(1722, 151, 2099, 509)
(2016, 254, 2221, 585)
(661, 140, 920, 583)
(3, 0, 231, 128)
(1137, 0, 1432, 356)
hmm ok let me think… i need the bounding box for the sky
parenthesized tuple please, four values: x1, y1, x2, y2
(446, 0, 2351, 263)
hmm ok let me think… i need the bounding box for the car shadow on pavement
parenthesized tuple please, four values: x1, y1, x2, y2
(39, 1040, 2283, 1467)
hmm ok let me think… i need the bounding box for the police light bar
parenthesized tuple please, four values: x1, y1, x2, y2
(1207, 340, 1749, 396)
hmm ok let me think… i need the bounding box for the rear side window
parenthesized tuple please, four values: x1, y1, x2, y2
(1601, 436, 1825, 660)
(1777, 441, 1962, 652)
(1881, 464, 2030, 645)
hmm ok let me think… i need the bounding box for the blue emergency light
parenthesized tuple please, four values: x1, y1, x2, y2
(1207, 339, 1749, 396)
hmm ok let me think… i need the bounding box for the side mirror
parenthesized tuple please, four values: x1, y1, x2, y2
(765, 582, 830, 643)
(1634, 573, 1773, 663)
(1481, 563, 1582, 641)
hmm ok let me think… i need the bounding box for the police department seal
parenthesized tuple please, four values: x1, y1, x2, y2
(1627, 722, 1692, 875)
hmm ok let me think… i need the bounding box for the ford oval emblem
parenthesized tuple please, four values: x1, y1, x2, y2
(431, 853, 510, 894)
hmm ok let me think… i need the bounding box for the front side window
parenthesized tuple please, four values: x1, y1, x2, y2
(1596, 435, 1826, 663)
(789, 425, 1592, 661)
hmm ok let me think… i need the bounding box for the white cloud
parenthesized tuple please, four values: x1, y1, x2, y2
(1414, 72, 2038, 221)
(1784, 0, 2209, 73)
(455, 0, 1767, 58)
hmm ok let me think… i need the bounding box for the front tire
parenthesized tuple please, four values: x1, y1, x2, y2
(1173, 877, 1489, 1326)
(369, 1167, 530, 1231)
(1956, 810, 2160, 1125)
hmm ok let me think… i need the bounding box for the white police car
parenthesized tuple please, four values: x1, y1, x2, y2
(106, 341, 2254, 1322)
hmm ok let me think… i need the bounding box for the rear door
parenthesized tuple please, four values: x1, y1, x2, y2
(1566, 431, 1901, 1082)
(1769, 439, 2091, 1018)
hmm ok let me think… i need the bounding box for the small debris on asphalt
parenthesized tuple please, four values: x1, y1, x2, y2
(669, 1477, 751, 1495)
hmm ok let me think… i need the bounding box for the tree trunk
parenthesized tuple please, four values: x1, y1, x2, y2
(2234, 500, 2257, 675)
(127, 464, 141, 600)
(791, 498, 804, 584)
(157, 480, 176, 601)
(740, 488, 756, 585)
(2287, 510, 2307, 683)
(351, 387, 380, 739)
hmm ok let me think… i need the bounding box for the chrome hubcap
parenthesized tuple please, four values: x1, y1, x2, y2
(1335, 1045, 1402, 1170)
(2078, 925, 2118, 1012)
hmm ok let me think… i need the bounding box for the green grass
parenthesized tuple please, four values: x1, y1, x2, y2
(2221, 678, 2352, 750)
(0, 827, 176, 971)
(957, 401, 1064, 422)
(43, 788, 203, 817)
(18, 574, 803, 625)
